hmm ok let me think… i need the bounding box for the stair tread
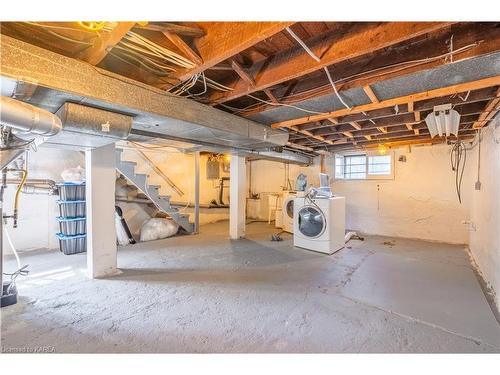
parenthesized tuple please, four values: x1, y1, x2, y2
(115, 160, 193, 233)
(120, 160, 137, 166)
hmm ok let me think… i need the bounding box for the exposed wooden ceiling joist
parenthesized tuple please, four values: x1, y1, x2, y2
(299, 102, 485, 138)
(363, 85, 379, 103)
(173, 22, 294, 82)
(236, 23, 500, 118)
(163, 31, 203, 66)
(473, 87, 500, 128)
(78, 22, 135, 65)
(346, 134, 476, 151)
(209, 22, 454, 105)
(272, 76, 500, 128)
(133, 23, 206, 37)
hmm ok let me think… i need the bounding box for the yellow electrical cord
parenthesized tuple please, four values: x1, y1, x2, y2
(13, 169, 27, 227)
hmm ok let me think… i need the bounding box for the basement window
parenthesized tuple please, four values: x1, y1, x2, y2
(334, 152, 394, 180)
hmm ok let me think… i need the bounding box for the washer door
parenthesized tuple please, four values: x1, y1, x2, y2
(285, 199, 294, 219)
(297, 205, 326, 238)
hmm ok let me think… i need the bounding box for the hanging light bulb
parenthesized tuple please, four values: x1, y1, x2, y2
(425, 104, 460, 138)
(377, 144, 388, 155)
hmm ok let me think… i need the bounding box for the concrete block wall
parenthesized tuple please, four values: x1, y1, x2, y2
(327, 145, 475, 245)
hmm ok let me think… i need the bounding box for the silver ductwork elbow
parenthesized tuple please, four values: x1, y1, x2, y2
(0, 96, 62, 136)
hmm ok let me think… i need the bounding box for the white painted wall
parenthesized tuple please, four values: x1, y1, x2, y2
(328, 145, 475, 244)
(467, 124, 500, 307)
(247, 158, 320, 196)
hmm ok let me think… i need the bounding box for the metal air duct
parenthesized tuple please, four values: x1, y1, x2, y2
(0, 96, 62, 136)
(47, 102, 133, 150)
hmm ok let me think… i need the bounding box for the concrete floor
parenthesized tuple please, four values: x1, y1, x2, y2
(1, 221, 499, 353)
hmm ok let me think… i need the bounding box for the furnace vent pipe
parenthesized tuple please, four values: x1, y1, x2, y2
(0, 96, 62, 136)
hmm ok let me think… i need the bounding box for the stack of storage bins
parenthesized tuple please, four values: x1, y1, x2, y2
(56, 182, 86, 255)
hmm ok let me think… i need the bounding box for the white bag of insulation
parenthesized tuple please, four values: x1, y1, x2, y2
(61, 165, 85, 183)
(115, 213, 131, 246)
(140, 218, 179, 242)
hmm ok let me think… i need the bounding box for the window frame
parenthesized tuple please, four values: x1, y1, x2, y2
(334, 150, 395, 181)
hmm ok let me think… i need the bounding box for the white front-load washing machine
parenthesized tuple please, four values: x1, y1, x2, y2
(282, 195, 295, 233)
(293, 196, 345, 254)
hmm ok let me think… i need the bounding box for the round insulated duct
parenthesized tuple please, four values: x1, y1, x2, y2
(0, 96, 62, 136)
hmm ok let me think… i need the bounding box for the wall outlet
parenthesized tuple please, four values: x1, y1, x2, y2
(475, 181, 481, 190)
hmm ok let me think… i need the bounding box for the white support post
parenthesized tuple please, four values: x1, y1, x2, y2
(85, 143, 118, 278)
(229, 154, 246, 239)
(194, 151, 200, 234)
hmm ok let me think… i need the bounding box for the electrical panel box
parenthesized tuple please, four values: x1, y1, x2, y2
(206, 160, 220, 179)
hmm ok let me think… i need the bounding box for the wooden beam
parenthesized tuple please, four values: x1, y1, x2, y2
(286, 142, 314, 152)
(323, 88, 496, 127)
(310, 110, 481, 139)
(299, 103, 485, 139)
(414, 128, 420, 135)
(408, 101, 414, 112)
(349, 121, 362, 130)
(264, 89, 279, 103)
(173, 22, 293, 81)
(414, 111, 421, 122)
(342, 131, 354, 138)
(300, 116, 478, 142)
(239, 23, 500, 118)
(134, 23, 205, 37)
(473, 87, 500, 128)
(364, 135, 372, 141)
(163, 31, 203, 66)
(78, 22, 135, 65)
(326, 131, 476, 151)
(272, 76, 500, 128)
(363, 85, 379, 103)
(209, 22, 452, 104)
(231, 60, 256, 86)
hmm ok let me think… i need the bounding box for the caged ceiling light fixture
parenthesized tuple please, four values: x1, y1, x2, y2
(424, 104, 461, 138)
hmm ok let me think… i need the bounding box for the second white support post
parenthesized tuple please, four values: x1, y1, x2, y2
(85, 143, 118, 279)
(229, 154, 246, 239)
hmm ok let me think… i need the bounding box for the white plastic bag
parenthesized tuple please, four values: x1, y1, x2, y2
(140, 218, 179, 242)
(61, 165, 85, 183)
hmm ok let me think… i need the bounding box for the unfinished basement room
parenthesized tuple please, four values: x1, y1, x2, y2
(1, 3, 500, 364)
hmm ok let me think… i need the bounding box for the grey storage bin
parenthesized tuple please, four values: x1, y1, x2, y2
(56, 233, 86, 255)
(57, 217, 86, 236)
(57, 182, 86, 201)
(57, 200, 86, 218)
